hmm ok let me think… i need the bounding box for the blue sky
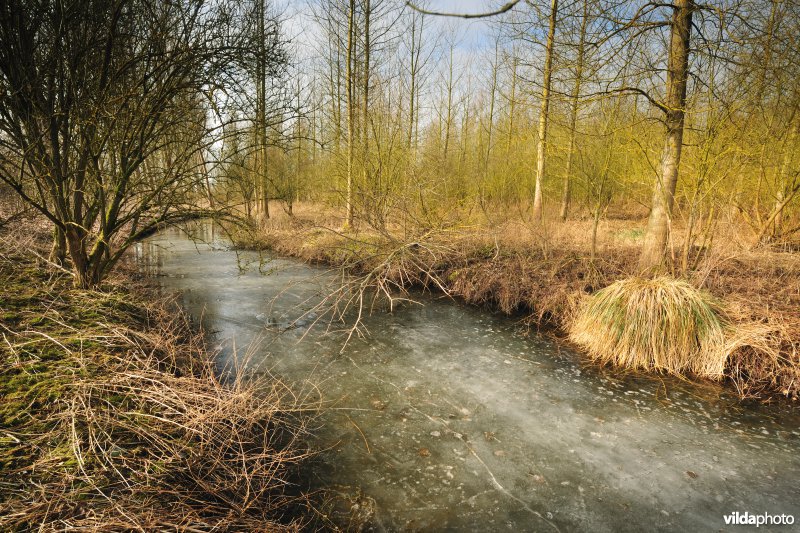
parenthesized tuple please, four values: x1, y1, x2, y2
(278, 0, 497, 57)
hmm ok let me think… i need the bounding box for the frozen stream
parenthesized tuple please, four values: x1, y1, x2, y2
(137, 224, 800, 532)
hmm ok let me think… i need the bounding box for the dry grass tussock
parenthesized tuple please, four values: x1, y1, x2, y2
(569, 277, 729, 377)
(0, 233, 314, 530)
(570, 277, 799, 398)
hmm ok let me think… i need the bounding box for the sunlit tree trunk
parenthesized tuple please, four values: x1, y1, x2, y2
(638, 0, 694, 271)
(443, 42, 454, 160)
(256, 0, 270, 220)
(406, 11, 423, 153)
(560, 0, 587, 221)
(505, 50, 518, 159)
(362, 0, 372, 223)
(531, 0, 558, 223)
(772, 116, 799, 237)
(483, 40, 499, 200)
(345, 0, 355, 227)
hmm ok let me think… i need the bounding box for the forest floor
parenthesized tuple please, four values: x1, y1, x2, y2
(234, 202, 800, 403)
(0, 217, 314, 531)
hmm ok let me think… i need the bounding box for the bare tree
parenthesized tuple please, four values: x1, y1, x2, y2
(0, 0, 286, 287)
(638, 0, 695, 270)
(559, 0, 590, 221)
(531, 0, 558, 223)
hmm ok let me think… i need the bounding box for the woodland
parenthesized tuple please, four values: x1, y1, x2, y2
(1, 0, 799, 530)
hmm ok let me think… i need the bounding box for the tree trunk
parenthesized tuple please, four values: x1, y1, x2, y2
(49, 225, 67, 265)
(772, 116, 799, 237)
(638, 0, 694, 271)
(560, 0, 588, 221)
(443, 43, 454, 160)
(407, 11, 421, 153)
(531, 0, 558, 223)
(591, 200, 601, 262)
(345, 0, 355, 228)
(362, 0, 373, 224)
(65, 227, 100, 289)
(255, 0, 269, 221)
(483, 40, 499, 196)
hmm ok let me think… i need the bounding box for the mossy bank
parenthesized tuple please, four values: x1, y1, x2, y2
(0, 229, 310, 531)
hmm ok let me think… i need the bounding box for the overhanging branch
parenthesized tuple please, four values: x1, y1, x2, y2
(405, 0, 522, 19)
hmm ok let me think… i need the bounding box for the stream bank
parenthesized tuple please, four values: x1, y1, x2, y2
(232, 218, 800, 402)
(140, 222, 800, 532)
(0, 223, 308, 531)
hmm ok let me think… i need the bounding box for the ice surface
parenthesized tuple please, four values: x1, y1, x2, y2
(136, 224, 800, 532)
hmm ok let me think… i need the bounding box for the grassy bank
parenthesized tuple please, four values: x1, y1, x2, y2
(233, 204, 800, 402)
(0, 222, 311, 530)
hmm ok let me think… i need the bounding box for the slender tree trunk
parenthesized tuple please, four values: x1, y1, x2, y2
(461, 85, 471, 166)
(505, 52, 518, 160)
(681, 192, 698, 271)
(345, 0, 355, 227)
(483, 41, 499, 197)
(201, 153, 214, 208)
(362, 0, 372, 223)
(291, 78, 302, 217)
(591, 196, 602, 262)
(772, 116, 799, 237)
(531, 0, 558, 223)
(257, 0, 269, 220)
(638, 0, 694, 271)
(560, 0, 588, 221)
(330, 44, 341, 153)
(443, 43, 454, 160)
(407, 12, 420, 152)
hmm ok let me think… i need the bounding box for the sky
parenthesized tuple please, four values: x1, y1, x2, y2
(276, 0, 497, 61)
(265, 0, 511, 131)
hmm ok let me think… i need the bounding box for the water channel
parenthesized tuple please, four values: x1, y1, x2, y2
(136, 223, 800, 532)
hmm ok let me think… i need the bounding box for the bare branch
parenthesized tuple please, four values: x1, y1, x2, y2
(405, 0, 522, 19)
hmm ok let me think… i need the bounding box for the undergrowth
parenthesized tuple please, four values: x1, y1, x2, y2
(234, 219, 800, 402)
(0, 240, 313, 530)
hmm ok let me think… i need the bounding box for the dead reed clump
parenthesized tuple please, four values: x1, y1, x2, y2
(720, 299, 800, 400)
(0, 245, 314, 531)
(569, 277, 730, 377)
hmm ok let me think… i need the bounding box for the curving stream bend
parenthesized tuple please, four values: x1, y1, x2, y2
(135, 223, 800, 532)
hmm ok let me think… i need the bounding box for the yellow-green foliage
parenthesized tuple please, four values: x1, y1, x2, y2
(569, 277, 729, 377)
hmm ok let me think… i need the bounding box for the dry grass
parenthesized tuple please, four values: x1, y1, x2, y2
(0, 235, 315, 530)
(722, 302, 800, 399)
(569, 277, 729, 377)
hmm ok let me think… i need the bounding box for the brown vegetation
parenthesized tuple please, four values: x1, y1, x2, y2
(233, 204, 800, 402)
(570, 277, 730, 376)
(0, 219, 313, 531)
